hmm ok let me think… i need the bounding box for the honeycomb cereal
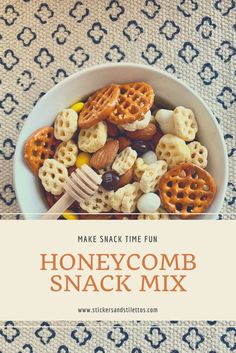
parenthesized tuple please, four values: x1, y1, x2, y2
(111, 182, 141, 213)
(78, 121, 107, 153)
(98, 164, 112, 175)
(133, 158, 149, 181)
(173, 106, 198, 141)
(55, 140, 78, 167)
(54, 109, 78, 141)
(38, 159, 68, 195)
(140, 160, 168, 193)
(156, 134, 191, 168)
(188, 141, 208, 169)
(112, 147, 137, 175)
(80, 186, 113, 213)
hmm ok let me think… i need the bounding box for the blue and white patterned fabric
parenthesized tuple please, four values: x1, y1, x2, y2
(0, 321, 236, 352)
(0, 1, 236, 350)
(0, 0, 235, 219)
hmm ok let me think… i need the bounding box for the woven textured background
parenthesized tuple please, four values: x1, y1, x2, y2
(0, 0, 236, 352)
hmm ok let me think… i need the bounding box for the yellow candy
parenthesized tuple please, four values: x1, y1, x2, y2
(63, 210, 79, 220)
(76, 152, 91, 168)
(70, 102, 84, 113)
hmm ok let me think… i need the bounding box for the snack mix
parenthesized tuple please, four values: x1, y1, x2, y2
(24, 82, 216, 219)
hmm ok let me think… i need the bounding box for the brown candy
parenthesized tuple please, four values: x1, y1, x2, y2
(102, 171, 120, 191)
(131, 140, 154, 156)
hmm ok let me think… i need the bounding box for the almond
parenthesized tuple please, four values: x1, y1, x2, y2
(90, 140, 119, 170)
(118, 136, 131, 152)
(107, 121, 119, 137)
(124, 123, 157, 141)
(152, 127, 164, 147)
(118, 167, 134, 188)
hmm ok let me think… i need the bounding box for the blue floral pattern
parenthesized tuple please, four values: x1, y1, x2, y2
(17, 27, 37, 47)
(34, 3, 54, 24)
(123, 20, 144, 42)
(217, 87, 236, 110)
(17, 70, 36, 91)
(144, 325, 167, 348)
(105, 45, 125, 62)
(177, 0, 198, 17)
(141, 43, 162, 64)
(71, 323, 92, 346)
(106, 0, 124, 21)
(198, 63, 219, 85)
(0, 49, 19, 70)
(141, 0, 161, 19)
(215, 41, 236, 63)
(69, 46, 89, 67)
(214, 0, 235, 16)
(196, 16, 217, 39)
(0, 321, 20, 343)
(52, 24, 71, 45)
(0, 5, 19, 25)
(0, 321, 235, 352)
(87, 22, 107, 44)
(107, 324, 129, 347)
(51, 68, 68, 84)
(34, 322, 56, 345)
(19, 344, 34, 353)
(159, 20, 180, 40)
(221, 327, 236, 350)
(0, 93, 18, 115)
(69, 1, 89, 23)
(34, 48, 54, 69)
(178, 41, 200, 63)
(0, 138, 15, 160)
(182, 327, 205, 350)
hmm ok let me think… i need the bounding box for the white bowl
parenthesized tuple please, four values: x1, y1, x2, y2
(14, 63, 228, 220)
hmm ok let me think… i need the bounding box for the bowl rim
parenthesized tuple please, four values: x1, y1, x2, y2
(13, 62, 228, 219)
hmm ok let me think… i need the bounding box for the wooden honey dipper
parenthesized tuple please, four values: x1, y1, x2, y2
(42, 164, 102, 220)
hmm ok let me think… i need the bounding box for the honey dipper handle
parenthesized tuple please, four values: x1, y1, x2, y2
(41, 192, 73, 220)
